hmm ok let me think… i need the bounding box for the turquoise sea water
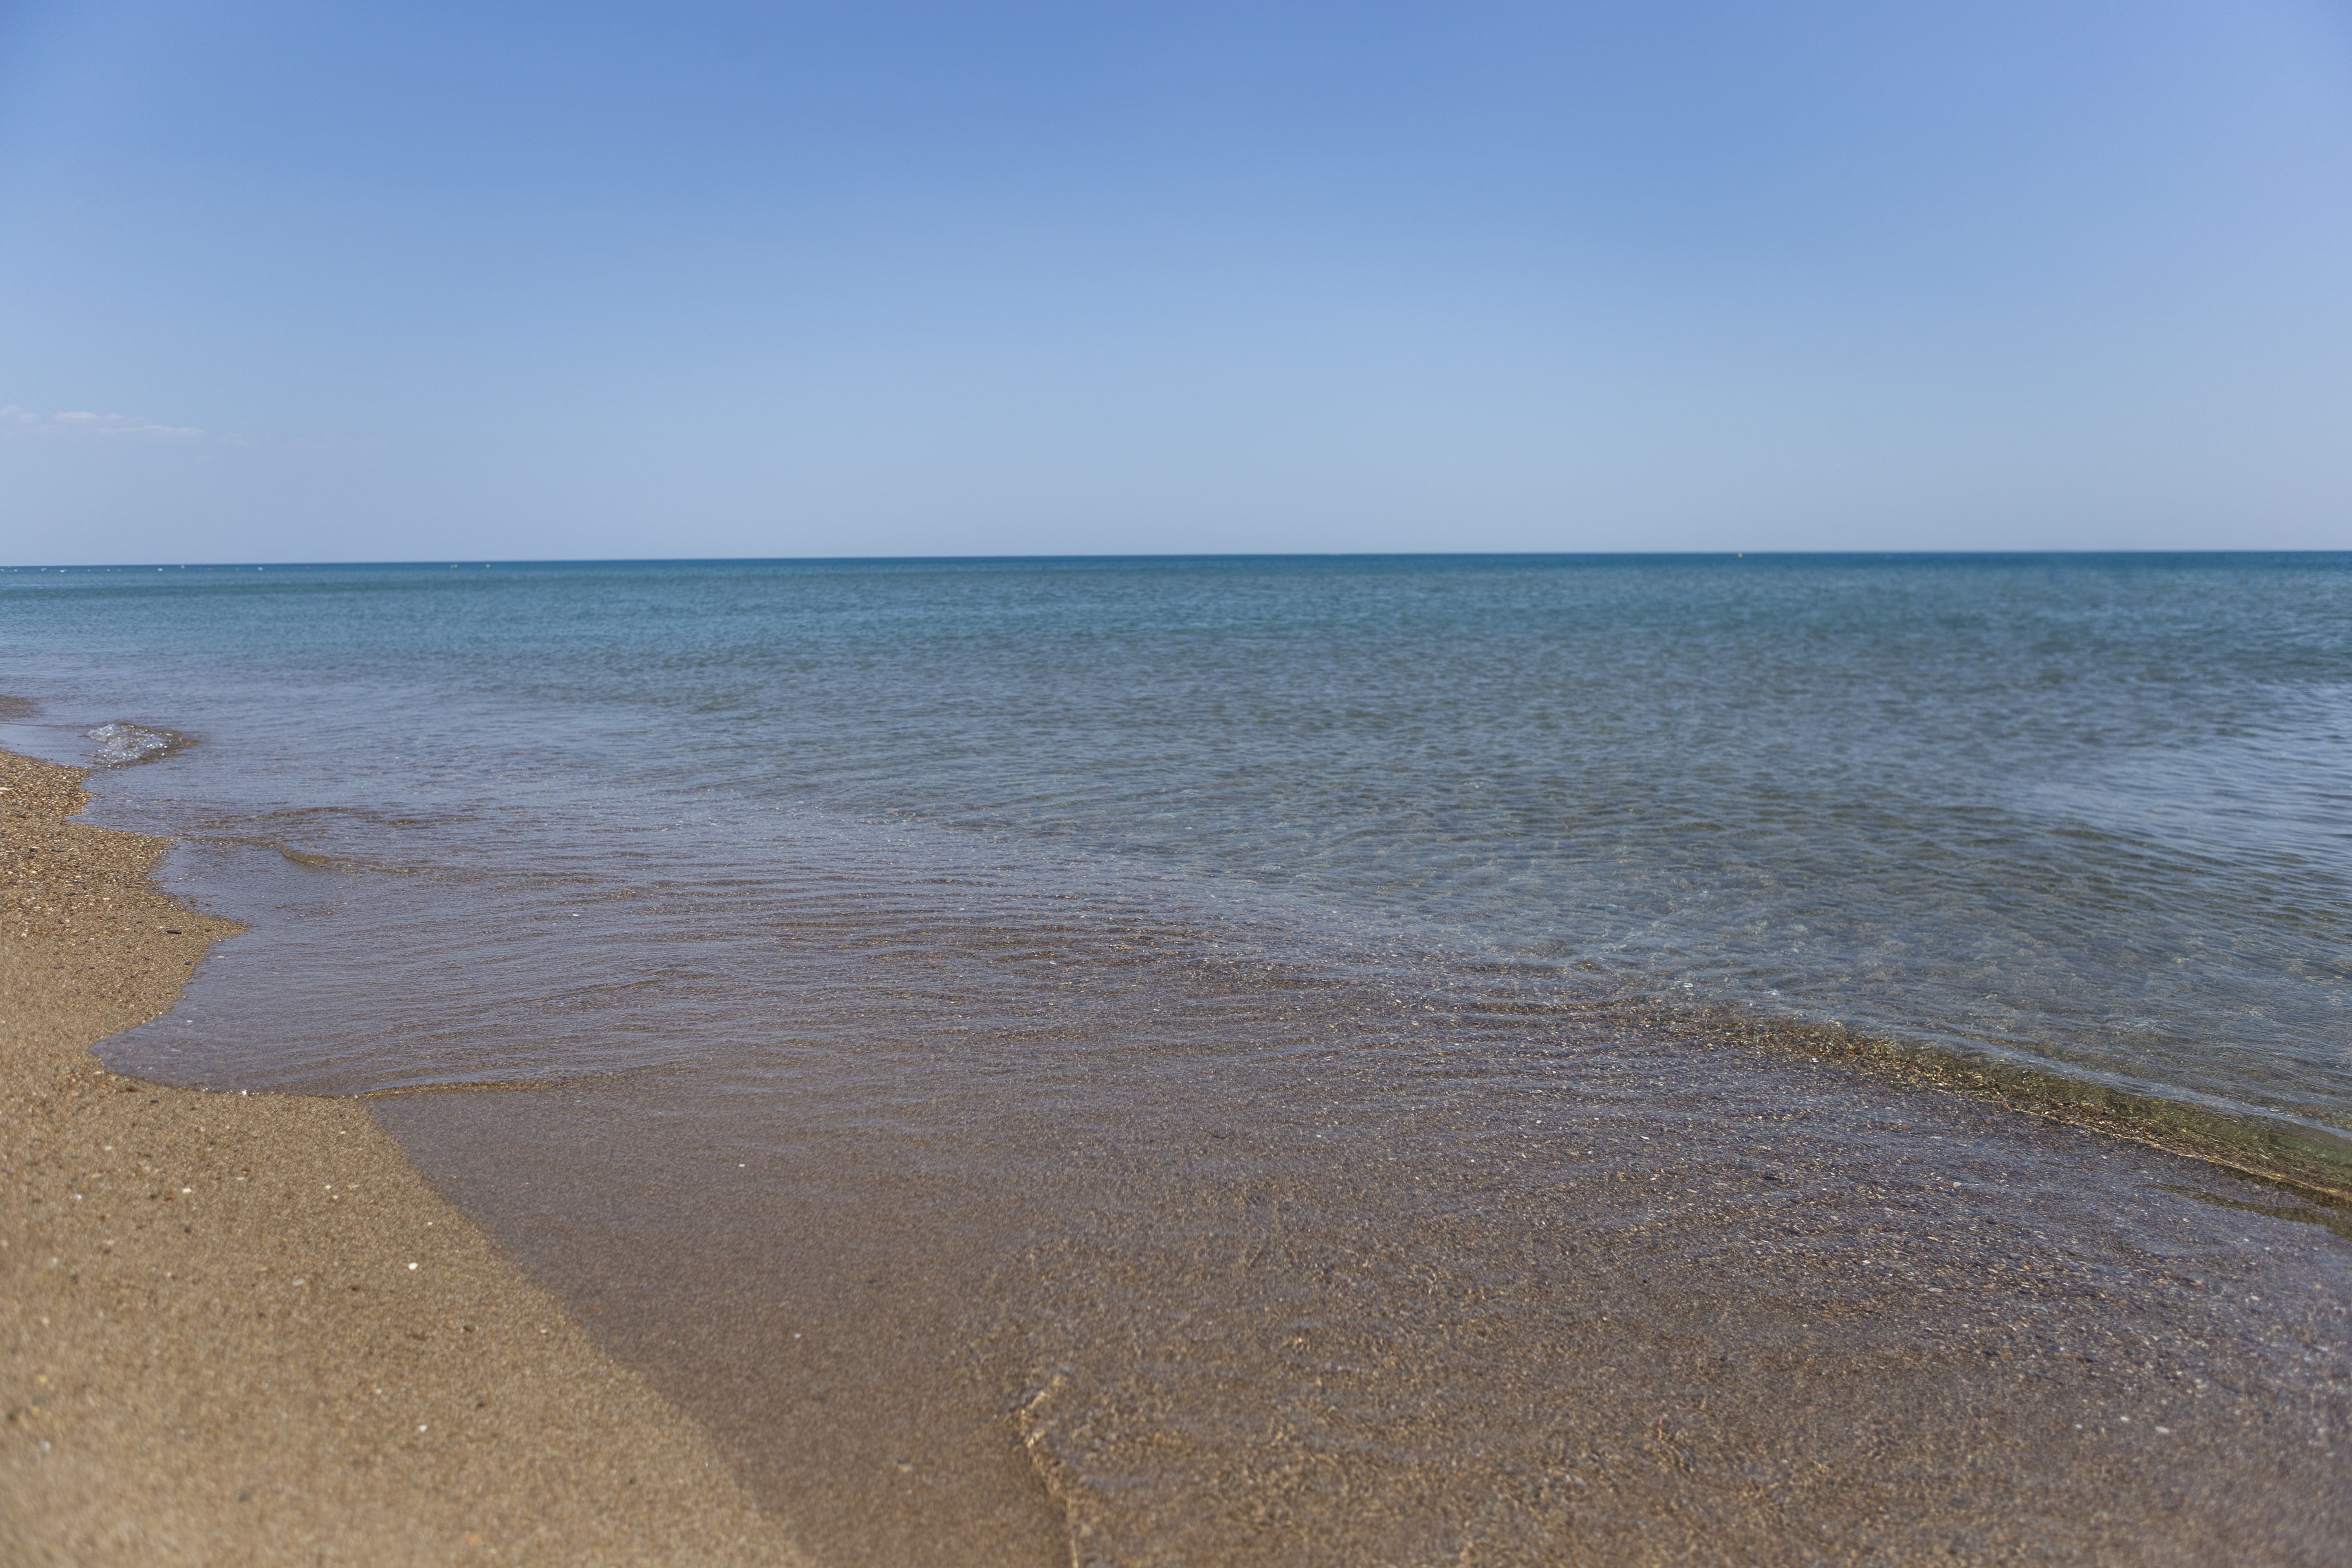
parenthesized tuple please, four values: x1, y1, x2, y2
(6, 553, 2346, 1137)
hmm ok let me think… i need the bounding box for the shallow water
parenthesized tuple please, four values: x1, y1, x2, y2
(5, 554, 2349, 1560)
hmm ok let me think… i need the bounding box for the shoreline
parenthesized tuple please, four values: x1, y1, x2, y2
(10, 732, 2349, 1564)
(1643, 1001, 2352, 1208)
(0, 749, 804, 1565)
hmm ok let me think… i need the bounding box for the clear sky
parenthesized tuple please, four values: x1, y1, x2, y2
(3, 0, 2349, 563)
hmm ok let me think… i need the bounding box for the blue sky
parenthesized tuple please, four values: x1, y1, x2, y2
(3, 0, 2349, 562)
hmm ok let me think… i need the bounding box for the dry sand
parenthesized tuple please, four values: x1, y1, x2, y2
(0, 749, 807, 1566)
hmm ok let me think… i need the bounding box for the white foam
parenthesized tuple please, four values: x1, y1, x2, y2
(86, 721, 178, 766)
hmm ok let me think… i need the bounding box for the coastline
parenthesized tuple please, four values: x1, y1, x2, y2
(0, 749, 804, 1565)
(8, 726, 2348, 1564)
(1655, 1003, 2352, 1209)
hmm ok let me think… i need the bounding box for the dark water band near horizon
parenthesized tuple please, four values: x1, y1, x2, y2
(6, 553, 2348, 1562)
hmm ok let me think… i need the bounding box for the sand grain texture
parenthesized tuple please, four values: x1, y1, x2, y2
(0, 750, 806, 1566)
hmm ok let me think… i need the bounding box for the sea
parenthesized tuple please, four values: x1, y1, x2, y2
(6, 554, 2349, 1563)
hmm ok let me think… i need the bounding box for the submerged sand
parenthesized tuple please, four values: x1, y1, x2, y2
(0, 749, 803, 1565)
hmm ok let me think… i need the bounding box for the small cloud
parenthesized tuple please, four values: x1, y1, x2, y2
(103, 420, 202, 440)
(0, 404, 201, 441)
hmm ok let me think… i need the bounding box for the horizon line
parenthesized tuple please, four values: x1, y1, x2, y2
(8, 547, 2352, 572)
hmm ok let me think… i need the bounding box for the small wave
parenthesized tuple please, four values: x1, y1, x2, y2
(86, 721, 187, 767)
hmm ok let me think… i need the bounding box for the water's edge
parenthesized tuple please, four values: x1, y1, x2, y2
(44, 739, 2352, 1564)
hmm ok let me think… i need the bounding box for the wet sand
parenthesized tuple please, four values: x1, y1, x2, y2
(0, 750, 802, 1565)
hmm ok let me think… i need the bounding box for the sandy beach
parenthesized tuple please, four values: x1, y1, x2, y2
(0, 747, 802, 1565)
(8, 692, 2347, 1564)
